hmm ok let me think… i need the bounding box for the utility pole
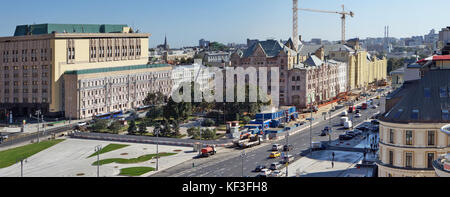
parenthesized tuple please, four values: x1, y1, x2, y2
(95, 145, 102, 177)
(17, 158, 27, 177)
(285, 131, 289, 177)
(156, 128, 159, 171)
(30, 110, 42, 143)
(241, 150, 246, 177)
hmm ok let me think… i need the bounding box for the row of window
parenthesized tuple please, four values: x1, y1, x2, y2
(3, 81, 48, 86)
(388, 129, 437, 146)
(2, 97, 47, 103)
(4, 89, 47, 94)
(2, 49, 50, 63)
(387, 150, 436, 169)
(3, 72, 48, 78)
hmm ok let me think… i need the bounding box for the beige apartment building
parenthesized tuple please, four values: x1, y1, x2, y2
(0, 24, 172, 119)
(377, 66, 450, 177)
(299, 39, 387, 91)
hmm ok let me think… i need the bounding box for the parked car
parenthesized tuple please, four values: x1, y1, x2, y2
(312, 141, 324, 150)
(343, 121, 353, 129)
(258, 169, 272, 177)
(283, 144, 294, 152)
(272, 144, 283, 151)
(355, 113, 362, 118)
(371, 105, 378, 109)
(371, 120, 380, 125)
(269, 170, 284, 177)
(269, 162, 283, 170)
(280, 154, 295, 164)
(269, 152, 281, 158)
(345, 130, 358, 137)
(339, 134, 353, 140)
(254, 165, 267, 172)
(320, 126, 331, 136)
(355, 109, 360, 114)
(341, 111, 348, 116)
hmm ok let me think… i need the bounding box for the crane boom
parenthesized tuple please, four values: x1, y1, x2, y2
(296, 5, 354, 44)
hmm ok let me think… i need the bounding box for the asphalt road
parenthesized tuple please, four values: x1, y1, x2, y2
(152, 96, 386, 177)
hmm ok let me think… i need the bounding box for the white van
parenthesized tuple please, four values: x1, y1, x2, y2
(340, 117, 349, 126)
(343, 121, 353, 129)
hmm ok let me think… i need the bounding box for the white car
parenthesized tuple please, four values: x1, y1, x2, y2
(258, 169, 272, 177)
(77, 122, 87, 126)
(355, 113, 362, 118)
(341, 111, 348, 116)
(269, 170, 284, 177)
(272, 144, 283, 151)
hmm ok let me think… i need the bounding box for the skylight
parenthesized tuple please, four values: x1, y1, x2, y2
(440, 87, 447, 98)
(424, 88, 431, 98)
(443, 110, 449, 121)
(411, 109, 419, 120)
(394, 109, 403, 119)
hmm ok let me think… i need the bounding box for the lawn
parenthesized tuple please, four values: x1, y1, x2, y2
(119, 167, 155, 176)
(92, 152, 177, 166)
(88, 144, 130, 158)
(0, 139, 65, 168)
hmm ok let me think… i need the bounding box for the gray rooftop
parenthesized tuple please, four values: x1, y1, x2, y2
(381, 70, 450, 123)
(242, 39, 297, 58)
(304, 55, 324, 67)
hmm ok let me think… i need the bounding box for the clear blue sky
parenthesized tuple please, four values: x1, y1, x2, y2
(0, 0, 448, 48)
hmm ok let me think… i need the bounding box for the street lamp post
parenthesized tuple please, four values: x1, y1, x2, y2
(156, 128, 160, 171)
(30, 110, 42, 143)
(95, 145, 102, 177)
(241, 150, 246, 177)
(17, 158, 27, 177)
(285, 131, 289, 177)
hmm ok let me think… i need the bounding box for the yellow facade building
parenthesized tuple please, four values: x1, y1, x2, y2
(0, 24, 172, 119)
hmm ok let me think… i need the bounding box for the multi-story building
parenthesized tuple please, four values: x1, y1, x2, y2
(171, 63, 215, 92)
(230, 39, 348, 108)
(377, 57, 450, 177)
(299, 39, 387, 90)
(203, 52, 231, 68)
(0, 23, 172, 119)
(230, 39, 298, 106)
(64, 64, 172, 119)
(287, 55, 347, 108)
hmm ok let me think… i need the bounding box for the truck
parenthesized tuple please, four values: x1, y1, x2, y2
(200, 145, 217, 157)
(239, 134, 262, 149)
(343, 121, 353, 129)
(340, 117, 349, 126)
(362, 103, 368, 110)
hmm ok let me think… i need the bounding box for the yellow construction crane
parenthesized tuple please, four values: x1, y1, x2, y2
(297, 5, 354, 44)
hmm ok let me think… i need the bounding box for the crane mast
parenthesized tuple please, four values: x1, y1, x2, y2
(293, 0, 299, 51)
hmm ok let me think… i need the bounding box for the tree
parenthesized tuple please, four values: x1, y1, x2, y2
(201, 128, 217, 140)
(160, 120, 172, 137)
(108, 121, 123, 134)
(171, 120, 180, 137)
(138, 122, 147, 135)
(128, 120, 137, 135)
(143, 92, 167, 106)
(92, 119, 109, 131)
(187, 127, 201, 139)
(242, 116, 252, 124)
(146, 106, 163, 120)
(201, 119, 215, 127)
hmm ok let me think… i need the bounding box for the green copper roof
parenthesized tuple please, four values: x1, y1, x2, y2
(14, 24, 128, 36)
(65, 64, 171, 75)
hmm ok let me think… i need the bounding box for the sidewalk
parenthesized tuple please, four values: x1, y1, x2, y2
(283, 150, 363, 177)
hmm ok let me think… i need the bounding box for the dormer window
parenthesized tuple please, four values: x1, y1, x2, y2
(411, 109, 419, 120)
